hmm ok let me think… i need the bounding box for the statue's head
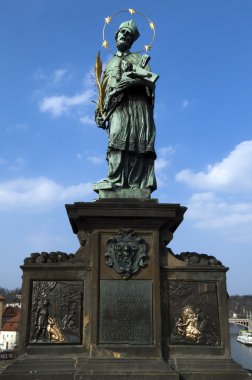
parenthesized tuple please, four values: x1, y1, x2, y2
(115, 19, 140, 52)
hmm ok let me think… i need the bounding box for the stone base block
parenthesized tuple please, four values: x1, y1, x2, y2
(174, 357, 251, 380)
(76, 359, 179, 379)
(2, 356, 250, 379)
(0, 357, 179, 380)
(0, 356, 76, 379)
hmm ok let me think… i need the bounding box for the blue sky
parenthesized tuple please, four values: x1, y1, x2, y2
(1, 0, 252, 294)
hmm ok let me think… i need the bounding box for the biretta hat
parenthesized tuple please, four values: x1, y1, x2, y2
(116, 19, 140, 42)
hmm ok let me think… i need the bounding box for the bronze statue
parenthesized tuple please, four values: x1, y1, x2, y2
(93, 18, 159, 196)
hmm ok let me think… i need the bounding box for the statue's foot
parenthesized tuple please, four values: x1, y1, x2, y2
(94, 178, 110, 184)
(92, 179, 115, 192)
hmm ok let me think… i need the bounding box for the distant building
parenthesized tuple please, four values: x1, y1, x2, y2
(0, 296, 20, 351)
(5, 303, 21, 309)
(0, 295, 4, 327)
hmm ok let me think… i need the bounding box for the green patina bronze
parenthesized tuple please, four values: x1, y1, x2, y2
(93, 19, 159, 198)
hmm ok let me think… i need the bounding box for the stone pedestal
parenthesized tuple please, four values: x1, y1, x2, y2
(66, 200, 184, 378)
(0, 199, 250, 379)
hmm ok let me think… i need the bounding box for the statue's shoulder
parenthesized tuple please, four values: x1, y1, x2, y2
(105, 56, 119, 70)
(126, 52, 142, 64)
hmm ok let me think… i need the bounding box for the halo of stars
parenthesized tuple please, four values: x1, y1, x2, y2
(102, 8, 156, 54)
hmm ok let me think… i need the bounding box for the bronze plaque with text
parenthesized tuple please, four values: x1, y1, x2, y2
(99, 280, 153, 345)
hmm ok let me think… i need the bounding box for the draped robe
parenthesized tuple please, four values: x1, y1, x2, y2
(101, 51, 157, 191)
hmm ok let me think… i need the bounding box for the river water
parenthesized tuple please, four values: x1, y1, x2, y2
(230, 323, 252, 371)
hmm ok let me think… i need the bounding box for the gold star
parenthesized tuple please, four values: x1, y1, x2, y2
(102, 40, 109, 48)
(128, 8, 136, 14)
(149, 21, 155, 30)
(105, 16, 112, 24)
(144, 44, 151, 51)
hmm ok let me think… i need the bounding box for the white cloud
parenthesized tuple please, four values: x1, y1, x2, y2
(34, 67, 69, 84)
(83, 67, 95, 87)
(87, 155, 104, 165)
(158, 146, 176, 156)
(174, 141, 252, 240)
(39, 89, 95, 117)
(155, 146, 177, 187)
(155, 157, 169, 172)
(36, 66, 96, 125)
(53, 68, 68, 83)
(181, 99, 190, 108)
(0, 177, 93, 210)
(155, 145, 176, 173)
(79, 115, 95, 125)
(185, 192, 252, 241)
(176, 140, 252, 194)
(15, 123, 29, 131)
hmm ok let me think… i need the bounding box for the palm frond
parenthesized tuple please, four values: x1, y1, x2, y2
(94, 51, 103, 115)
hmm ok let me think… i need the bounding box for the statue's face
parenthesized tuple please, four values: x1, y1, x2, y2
(116, 27, 133, 52)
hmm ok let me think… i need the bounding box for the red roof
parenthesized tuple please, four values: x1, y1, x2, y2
(2, 306, 20, 318)
(1, 322, 19, 332)
(0, 294, 5, 301)
(1, 311, 20, 332)
(2, 306, 21, 330)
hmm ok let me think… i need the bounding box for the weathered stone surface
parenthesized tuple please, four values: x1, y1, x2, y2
(175, 251, 223, 266)
(174, 358, 251, 379)
(24, 251, 74, 264)
(1, 200, 250, 379)
(65, 200, 187, 233)
(0, 357, 179, 379)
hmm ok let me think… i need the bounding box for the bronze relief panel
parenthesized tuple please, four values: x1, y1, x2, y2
(168, 280, 221, 345)
(29, 280, 83, 344)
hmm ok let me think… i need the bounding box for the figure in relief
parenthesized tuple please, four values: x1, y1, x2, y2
(173, 304, 220, 345)
(184, 313, 202, 343)
(47, 317, 64, 343)
(31, 299, 49, 342)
